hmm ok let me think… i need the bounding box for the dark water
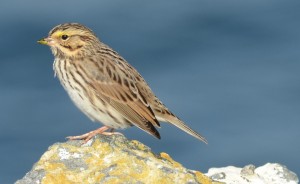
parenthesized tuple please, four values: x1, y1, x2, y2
(1, 1, 300, 183)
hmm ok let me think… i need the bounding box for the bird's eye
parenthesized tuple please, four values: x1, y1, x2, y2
(61, 35, 69, 40)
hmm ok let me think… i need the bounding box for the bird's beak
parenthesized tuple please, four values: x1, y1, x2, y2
(37, 37, 53, 45)
(37, 38, 48, 45)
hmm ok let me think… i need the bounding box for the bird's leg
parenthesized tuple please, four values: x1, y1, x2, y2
(66, 126, 122, 143)
(66, 126, 110, 142)
(101, 128, 123, 136)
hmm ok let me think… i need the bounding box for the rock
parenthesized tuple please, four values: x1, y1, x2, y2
(15, 135, 212, 184)
(16, 134, 298, 184)
(206, 163, 299, 184)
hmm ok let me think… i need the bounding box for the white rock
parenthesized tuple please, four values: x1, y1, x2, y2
(206, 163, 298, 184)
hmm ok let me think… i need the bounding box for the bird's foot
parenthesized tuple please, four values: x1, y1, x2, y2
(66, 126, 123, 144)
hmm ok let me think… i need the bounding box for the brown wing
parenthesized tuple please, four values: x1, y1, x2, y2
(126, 59, 208, 143)
(78, 49, 161, 139)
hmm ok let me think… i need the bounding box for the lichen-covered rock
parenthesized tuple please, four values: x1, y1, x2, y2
(206, 163, 299, 184)
(16, 135, 211, 184)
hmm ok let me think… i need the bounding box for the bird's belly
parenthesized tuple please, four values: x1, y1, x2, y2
(65, 85, 129, 129)
(53, 59, 131, 129)
(54, 60, 129, 129)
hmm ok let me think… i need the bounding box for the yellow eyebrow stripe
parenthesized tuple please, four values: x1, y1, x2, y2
(52, 30, 81, 38)
(52, 31, 64, 37)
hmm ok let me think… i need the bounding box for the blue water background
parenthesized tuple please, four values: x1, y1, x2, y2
(0, 1, 300, 183)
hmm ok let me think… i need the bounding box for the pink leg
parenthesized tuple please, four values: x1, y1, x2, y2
(66, 126, 122, 143)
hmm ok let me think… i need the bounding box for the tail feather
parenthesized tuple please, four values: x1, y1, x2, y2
(159, 114, 208, 144)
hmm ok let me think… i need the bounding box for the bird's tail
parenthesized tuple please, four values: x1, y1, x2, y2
(158, 113, 208, 144)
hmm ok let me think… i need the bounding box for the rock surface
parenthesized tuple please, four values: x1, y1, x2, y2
(16, 134, 299, 184)
(206, 163, 299, 184)
(16, 135, 211, 184)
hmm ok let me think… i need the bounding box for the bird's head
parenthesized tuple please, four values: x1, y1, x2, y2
(38, 23, 99, 58)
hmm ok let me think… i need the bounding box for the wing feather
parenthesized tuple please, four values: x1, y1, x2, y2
(79, 53, 161, 138)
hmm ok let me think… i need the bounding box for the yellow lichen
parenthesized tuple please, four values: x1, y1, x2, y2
(160, 152, 182, 168)
(22, 136, 212, 184)
(131, 140, 148, 151)
(195, 171, 213, 184)
(41, 162, 71, 184)
(42, 172, 74, 184)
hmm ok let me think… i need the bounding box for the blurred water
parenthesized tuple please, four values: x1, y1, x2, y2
(1, 1, 300, 183)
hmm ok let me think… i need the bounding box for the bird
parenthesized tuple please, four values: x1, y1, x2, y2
(38, 23, 207, 144)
